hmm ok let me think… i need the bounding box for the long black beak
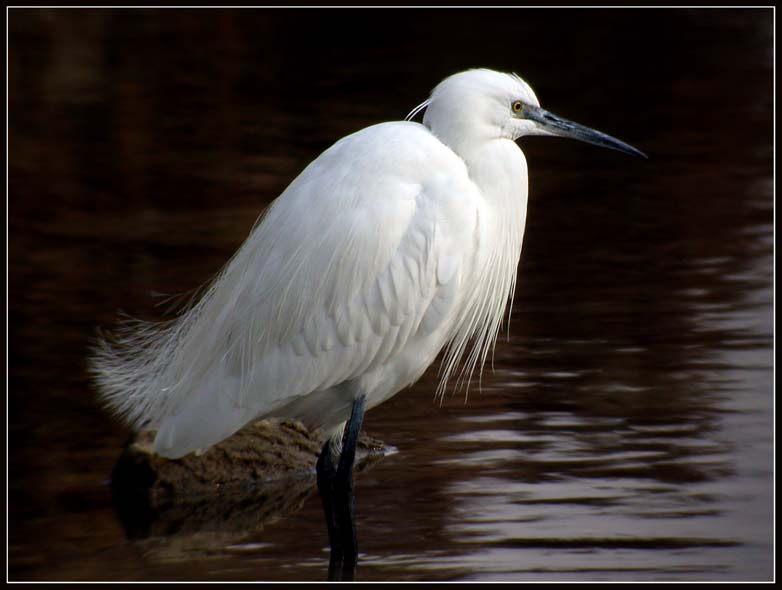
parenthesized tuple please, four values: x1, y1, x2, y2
(524, 105, 647, 158)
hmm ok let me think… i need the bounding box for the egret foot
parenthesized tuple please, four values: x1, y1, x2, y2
(316, 394, 367, 582)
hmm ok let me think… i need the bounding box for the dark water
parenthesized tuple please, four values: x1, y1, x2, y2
(9, 8, 773, 582)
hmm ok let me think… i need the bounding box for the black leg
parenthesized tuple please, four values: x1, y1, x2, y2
(316, 439, 342, 578)
(316, 394, 367, 582)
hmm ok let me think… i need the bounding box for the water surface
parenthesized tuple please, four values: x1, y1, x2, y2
(8, 8, 773, 582)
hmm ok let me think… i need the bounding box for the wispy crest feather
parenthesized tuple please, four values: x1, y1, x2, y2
(405, 99, 431, 122)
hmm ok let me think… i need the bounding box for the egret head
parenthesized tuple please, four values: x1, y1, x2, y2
(416, 69, 645, 158)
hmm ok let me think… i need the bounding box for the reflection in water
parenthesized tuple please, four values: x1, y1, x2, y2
(107, 423, 391, 578)
(114, 476, 315, 556)
(9, 8, 772, 582)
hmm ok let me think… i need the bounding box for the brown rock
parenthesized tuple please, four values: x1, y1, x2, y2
(110, 418, 390, 526)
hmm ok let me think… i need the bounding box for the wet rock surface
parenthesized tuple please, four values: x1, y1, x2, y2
(109, 419, 391, 542)
(111, 418, 389, 504)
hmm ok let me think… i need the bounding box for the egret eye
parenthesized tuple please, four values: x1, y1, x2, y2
(512, 100, 524, 114)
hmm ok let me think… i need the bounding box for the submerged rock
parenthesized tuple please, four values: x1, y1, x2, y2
(109, 419, 392, 544)
(110, 418, 390, 517)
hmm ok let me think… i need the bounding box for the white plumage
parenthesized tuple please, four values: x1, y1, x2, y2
(90, 68, 641, 459)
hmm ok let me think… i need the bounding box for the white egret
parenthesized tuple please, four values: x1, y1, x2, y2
(90, 68, 644, 577)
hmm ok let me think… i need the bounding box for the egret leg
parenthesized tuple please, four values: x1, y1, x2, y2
(317, 440, 340, 574)
(316, 394, 367, 581)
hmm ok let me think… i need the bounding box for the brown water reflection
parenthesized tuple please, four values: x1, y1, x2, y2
(9, 8, 773, 581)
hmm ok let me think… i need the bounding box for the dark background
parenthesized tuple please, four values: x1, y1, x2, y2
(8, 8, 773, 581)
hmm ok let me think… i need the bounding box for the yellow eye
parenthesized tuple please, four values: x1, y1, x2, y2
(512, 100, 524, 113)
